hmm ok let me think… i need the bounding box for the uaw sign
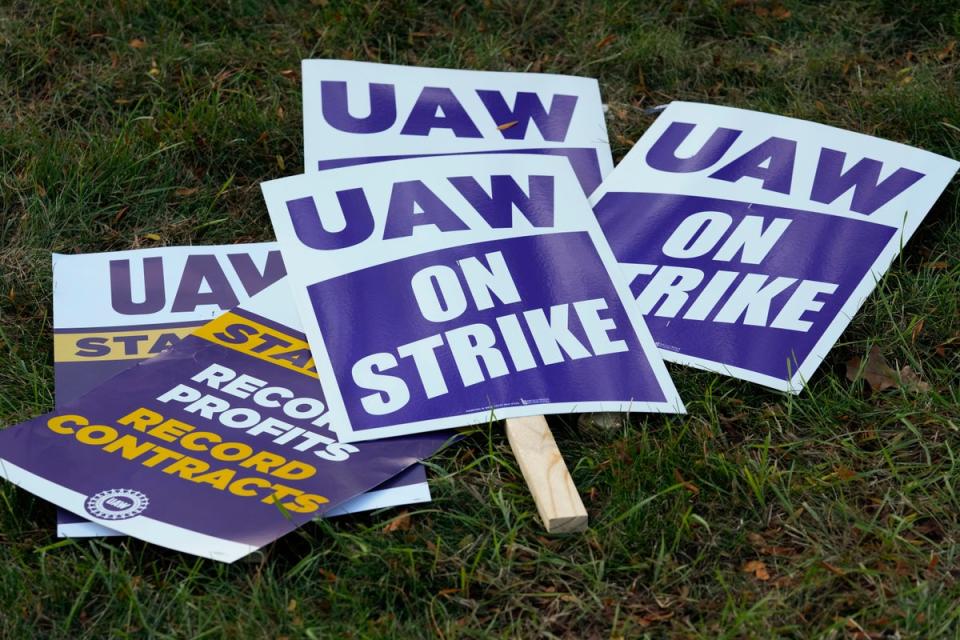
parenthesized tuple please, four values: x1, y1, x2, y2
(591, 102, 959, 392)
(263, 153, 683, 442)
(301, 60, 613, 194)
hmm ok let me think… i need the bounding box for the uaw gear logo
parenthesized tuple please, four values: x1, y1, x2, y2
(84, 489, 149, 521)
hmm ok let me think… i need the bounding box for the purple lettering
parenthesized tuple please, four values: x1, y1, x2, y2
(109, 257, 166, 315)
(250, 333, 292, 353)
(213, 323, 259, 345)
(646, 121, 742, 173)
(811, 148, 925, 215)
(75, 337, 110, 358)
(148, 333, 182, 354)
(228, 250, 287, 296)
(113, 334, 148, 355)
(400, 87, 482, 138)
(287, 189, 375, 250)
(448, 174, 555, 228)
(383, 180, 469, 239)
(709, 137, 797, 194)
(475, 90, 577, 142)
(320, 80, 396, 133)
(171, 255, 239, 313)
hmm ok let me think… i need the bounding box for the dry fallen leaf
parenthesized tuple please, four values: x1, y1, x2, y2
(898, 365, 931, 393)
(770, 4, 792, 20)
(936, 40, 956, 61)
(673, 468, 700, 495)
(846, 346, 897, 392)
(112, 206, 129, 225)
(835, 466, 857, 482)
(634, 609, 673, 627)
(129, 38, 146, 49)
(175, 187, 199, 197)
(143, 233, 161, 241)
(847, 347, 931, 394)
(382, 511, 411, 533)
(596, 34, 617, 50)
(743, 560, 770, 581)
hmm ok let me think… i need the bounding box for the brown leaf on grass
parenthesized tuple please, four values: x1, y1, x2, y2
(673, 468, 700, 495)
(898, 366, 931, 393)
(174, 187, 198, 197)
(596, 34, 617, 50)
(633, 609, 674, 627)
(821, 561, 846, 576)
(936, 40, 956, 61)
(911, 318, 924, 343)
(846, 346, 897, 391)
(835, 466, 857, 481)
(382, 510, 411, 533)
(112, 206, 129, 225)
(743, 560, 770, 581)
(279, 69, 298, 80)
(761, 545, 796, 557)
(143, 233, 161, 241)
(771, 6, 791, 19)
(844, 346, 928, 393)
(496, 120, 518, 131)
(129, 38, 146, 49)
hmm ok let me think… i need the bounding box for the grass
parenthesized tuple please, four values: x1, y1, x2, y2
(1, 0, 959, 637)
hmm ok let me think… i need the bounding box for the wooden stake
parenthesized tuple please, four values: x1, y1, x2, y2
(505, 415, 588, 533)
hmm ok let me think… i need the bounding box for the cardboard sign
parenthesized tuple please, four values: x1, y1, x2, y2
(263, 154, 684, 442)
(302, 60, 612, 194)
(52, 246, 433, 537)
(591, 102, 960, 392)
(0, 280, 449, 561)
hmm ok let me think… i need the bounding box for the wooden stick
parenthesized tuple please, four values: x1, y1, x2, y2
(505, 415, 588, 533)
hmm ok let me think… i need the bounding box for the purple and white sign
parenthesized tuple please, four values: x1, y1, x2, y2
(0, 281, 449, 561)
(52, 245, 434, 538)
(263, 154, 684, 442)
(591, 102, 959, 392)
(302, 60, 612, 194)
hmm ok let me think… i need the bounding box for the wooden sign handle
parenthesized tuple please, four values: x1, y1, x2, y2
(505, 415, 588, 533)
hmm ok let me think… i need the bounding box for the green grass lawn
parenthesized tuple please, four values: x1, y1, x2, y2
(2, 1, 959, 637)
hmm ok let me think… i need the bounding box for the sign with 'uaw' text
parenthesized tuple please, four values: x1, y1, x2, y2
(263, 154, 684, 443)
(591, 102, 959, 392)
(302, 59, 612, 194)
(52, 245, 433, 538)
(0, 280, 448, 561)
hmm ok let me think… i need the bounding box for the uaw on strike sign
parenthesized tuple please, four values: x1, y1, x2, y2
(263, 154, 684, 443)
(302, 60, 612, 195)
(591, 102, 959, 392)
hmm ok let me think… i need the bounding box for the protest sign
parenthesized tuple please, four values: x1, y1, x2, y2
(302, 59, 612, 194)
(0, 280, 449, 561)
(52, 245, 433, 537)
(590, 102, 960, 392)
(263, 153, 684, 443)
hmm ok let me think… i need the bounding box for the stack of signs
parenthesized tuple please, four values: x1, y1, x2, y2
(52, 245, 433, 538)
(0, 61, 955, 562)
(591, 103, 958, 391)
